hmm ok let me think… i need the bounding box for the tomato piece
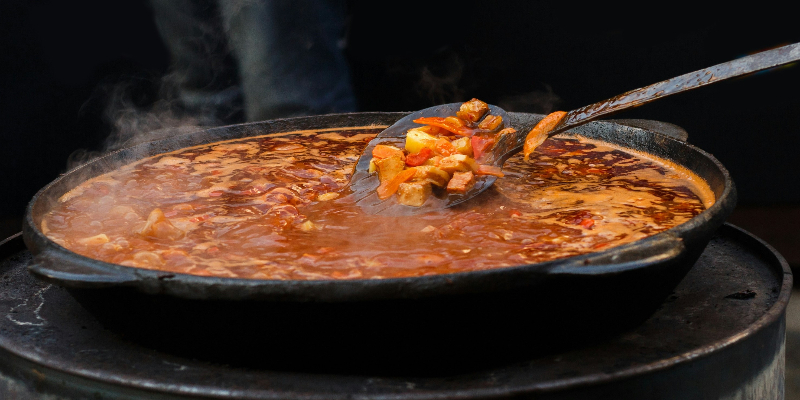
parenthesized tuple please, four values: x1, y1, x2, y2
(471, 136, 495, 160)
(405, 148, 433, 166)
(579, 218, 595, 229)
(509, 210, 522, 218)
(376, 168, 417, 199)
(413, 117, 476, 136)
(417, 125, 450, 136)
(433, 138, 457, 156)
(372, 144, 405, 159)
(475, 165, 504, 177)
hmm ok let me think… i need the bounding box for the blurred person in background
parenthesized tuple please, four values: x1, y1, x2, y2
(150, 0, 357, 122)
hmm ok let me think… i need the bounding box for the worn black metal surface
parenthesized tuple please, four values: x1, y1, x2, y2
(0, 224, 790, 399)
(17, 112, 737, 373)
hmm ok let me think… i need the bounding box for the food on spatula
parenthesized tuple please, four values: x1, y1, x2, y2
(369, 98, 515, 206)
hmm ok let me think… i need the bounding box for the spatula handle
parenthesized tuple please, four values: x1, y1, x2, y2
(550, 42, 800, 135)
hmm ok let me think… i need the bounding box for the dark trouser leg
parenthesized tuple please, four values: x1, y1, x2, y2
(218, 0, 357, 121)
(150, 0, 243, 123)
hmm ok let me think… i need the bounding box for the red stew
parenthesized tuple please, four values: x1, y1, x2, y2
(41, 127, 712, 280)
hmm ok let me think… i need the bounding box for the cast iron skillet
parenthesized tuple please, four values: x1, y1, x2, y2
(22, 112, 735, 374)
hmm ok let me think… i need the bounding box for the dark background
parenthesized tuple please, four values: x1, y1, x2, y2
(2, 2, 799, 250)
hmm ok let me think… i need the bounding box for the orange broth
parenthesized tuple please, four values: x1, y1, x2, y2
(41, 127, 712, 280)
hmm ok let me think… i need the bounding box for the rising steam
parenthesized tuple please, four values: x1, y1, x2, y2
(67, 72, 230, 171)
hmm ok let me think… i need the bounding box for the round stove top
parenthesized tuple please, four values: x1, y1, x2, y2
(0, 223, 791, 399)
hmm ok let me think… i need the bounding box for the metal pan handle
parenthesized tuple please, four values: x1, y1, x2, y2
(28, 249, 139, 288)
(549, 233, 687, 275)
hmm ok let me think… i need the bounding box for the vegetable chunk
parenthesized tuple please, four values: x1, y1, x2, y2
(437, 154, 478, 173)
(397, 182, 432, 206)
(523, 111, 567, 160)
(370, 98, 515, 206)
(413, 166, 451, 187)
(447, 171, 476, 193)
(405, 130, 438, 153)
(138, 208, 185, 241)
(375, 154, 406, 183)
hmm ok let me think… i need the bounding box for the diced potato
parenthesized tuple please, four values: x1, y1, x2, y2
(437, 154, 478, 173)
(451, 137, 473, 156)
(317, 192, 340, 201)
(369, 158, 377, 173)
(413, 166, 451, 187)
(423, 155, 443, 166)
(133, 251, 164, 267)
(405, 129, 438, 154)
(109, 205, 138, 218)
(78, 234, 110, 246)
(447, 171, 476, 193)
(137, 208, 185, 241)
(374, 154, 406, 183)
(299, 220, 317, 232)
(396, 182, 432, 207)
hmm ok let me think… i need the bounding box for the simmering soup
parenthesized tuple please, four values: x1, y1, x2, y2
(41, 126, 713, 280)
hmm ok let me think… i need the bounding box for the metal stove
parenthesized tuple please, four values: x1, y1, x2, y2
(0, 223, 791, 399)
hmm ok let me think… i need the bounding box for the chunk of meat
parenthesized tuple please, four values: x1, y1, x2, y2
(137, 208, 185, 241)
(455, 98, 489, 122)
(413, 165, 451, 187)
(262, 187, 303, 206)
(471, 135, 496, 160)
(437, 154, 478, 173)
(397, 181, 432, 206)
(477, 115, 503, 130)
(447, 171, 476, 193)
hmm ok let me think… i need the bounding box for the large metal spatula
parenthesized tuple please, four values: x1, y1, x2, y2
(347, 42, 800, 215)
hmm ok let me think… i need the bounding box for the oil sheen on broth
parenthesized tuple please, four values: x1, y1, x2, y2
(41, 127, 713, 280)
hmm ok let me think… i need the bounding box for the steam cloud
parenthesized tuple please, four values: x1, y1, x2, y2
(67, 72, 226, 171)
